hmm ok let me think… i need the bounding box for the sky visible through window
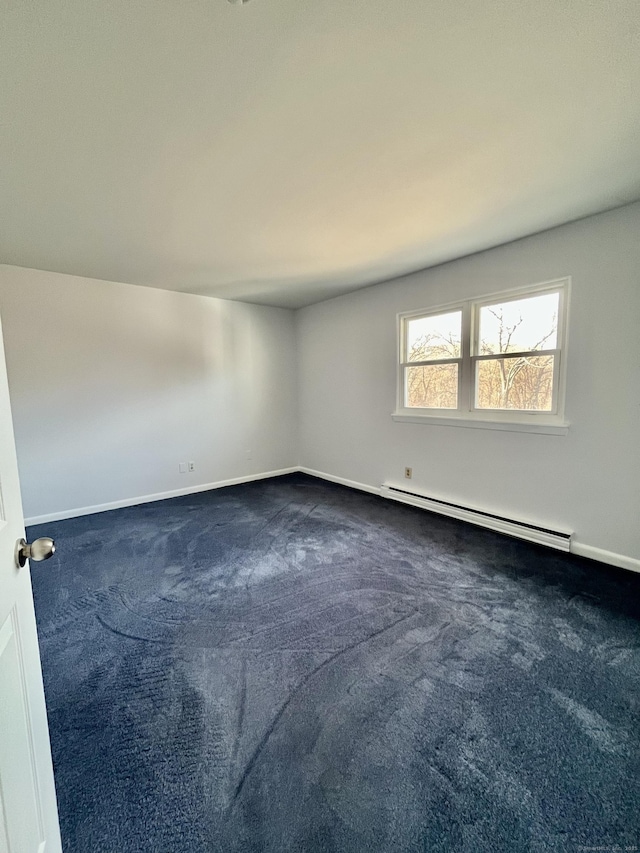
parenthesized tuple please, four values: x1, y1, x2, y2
(404, 290, 561, 412)
(406, 311, 461, 361)
(478, 292, 559, 354)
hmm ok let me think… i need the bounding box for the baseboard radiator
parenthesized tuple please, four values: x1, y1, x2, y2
(380, 484, 572, 552)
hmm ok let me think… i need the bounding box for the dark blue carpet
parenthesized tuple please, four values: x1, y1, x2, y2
(29, 473, 640, 852)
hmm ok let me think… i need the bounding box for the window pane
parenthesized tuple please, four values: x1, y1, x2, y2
(406, 364, 458, 409)
(476, 355, 555, 411)
(478, 292, 559, 355)
(406, 311, 462, 362)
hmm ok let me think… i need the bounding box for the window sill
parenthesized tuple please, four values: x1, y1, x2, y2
(391, 412, 570, 435)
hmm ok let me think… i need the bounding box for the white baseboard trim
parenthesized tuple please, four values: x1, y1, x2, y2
(570, 541, 640, 574)
(297, 467, 382, 497)
(24, 467, 299, 526)
(26, 465, 640, 576)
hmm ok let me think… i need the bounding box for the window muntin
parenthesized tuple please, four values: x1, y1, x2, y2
(398, 280, 568, 423)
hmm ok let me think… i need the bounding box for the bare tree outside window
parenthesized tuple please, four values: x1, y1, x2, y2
(402, 288, 562, 414)
(405, 311, 461, 408)
(406, 363, 458, 408)
(475, 293, 559, 411)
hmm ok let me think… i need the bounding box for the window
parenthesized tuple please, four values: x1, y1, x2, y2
(395, 279, 569, 433)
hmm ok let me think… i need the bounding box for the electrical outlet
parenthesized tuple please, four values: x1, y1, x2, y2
(404, 467, 412, 479)
(188, 461, 195, 472)
(179, 462, 187, 474)
(245, 449, 252, 460)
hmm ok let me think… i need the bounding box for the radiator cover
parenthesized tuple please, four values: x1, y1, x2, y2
(380, 483, 572, 551)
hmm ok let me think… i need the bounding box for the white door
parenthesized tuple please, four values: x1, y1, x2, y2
(0, 316, 62, 852)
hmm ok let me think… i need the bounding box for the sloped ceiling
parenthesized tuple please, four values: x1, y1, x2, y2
(1, 0, 639, 308)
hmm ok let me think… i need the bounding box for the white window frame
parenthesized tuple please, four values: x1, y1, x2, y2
(393, 278, 570, 435)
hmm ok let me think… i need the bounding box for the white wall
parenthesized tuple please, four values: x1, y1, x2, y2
(297, 203, 640, 567)
(0, 266, 298, 521)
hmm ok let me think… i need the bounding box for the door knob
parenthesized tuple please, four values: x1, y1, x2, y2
(15, 537, 56, 568)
